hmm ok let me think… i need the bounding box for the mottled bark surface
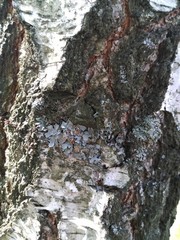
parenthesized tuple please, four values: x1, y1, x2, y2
(0, 0, 180, 239)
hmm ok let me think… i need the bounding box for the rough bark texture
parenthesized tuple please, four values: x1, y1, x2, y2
(0, 0, 180, 239)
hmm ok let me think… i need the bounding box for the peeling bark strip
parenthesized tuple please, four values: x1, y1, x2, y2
(0, 0, 180, 239)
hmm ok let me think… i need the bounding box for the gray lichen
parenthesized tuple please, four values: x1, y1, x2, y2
(133, 115, 162, 142)
(0, 0, 180, 239)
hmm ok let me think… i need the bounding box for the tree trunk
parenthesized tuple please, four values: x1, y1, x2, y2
(0, 0, 180, 239)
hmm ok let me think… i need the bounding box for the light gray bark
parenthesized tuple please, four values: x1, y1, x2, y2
(0, 0, 180, 239)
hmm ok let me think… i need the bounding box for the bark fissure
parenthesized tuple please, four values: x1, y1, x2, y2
(0, 0, 180, 239)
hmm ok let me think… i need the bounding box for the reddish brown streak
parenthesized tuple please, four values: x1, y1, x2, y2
(102, 0, 131, 99)
(81, 2, 180, 100)
(77, 0, 131, 100)
(145, 8, 180, 32)
(76, 81, 90, 99)
(102, 0, 131, 69)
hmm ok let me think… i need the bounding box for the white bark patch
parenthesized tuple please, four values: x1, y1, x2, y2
(163, 42, 180, 240)
(104, 167, 129, 188)
(149, 0, 177, 12)
(162, 42, 180, 129)
(13, 0, 96, 90)
(65, 181, 79, 193)
(0, 202, 40, 239)
(0, 16, 13, 55)
(70, 191, 110, 240)
(170, 201, 180, 240)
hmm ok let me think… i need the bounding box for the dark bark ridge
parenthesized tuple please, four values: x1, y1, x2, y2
(0, 0, 40, 228)
(40, 1, 179, 239)
(41, 1, 180, 239)
(0, 0, 180, 239)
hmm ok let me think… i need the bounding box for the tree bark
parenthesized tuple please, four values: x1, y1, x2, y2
(0, 0, 180, 239)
